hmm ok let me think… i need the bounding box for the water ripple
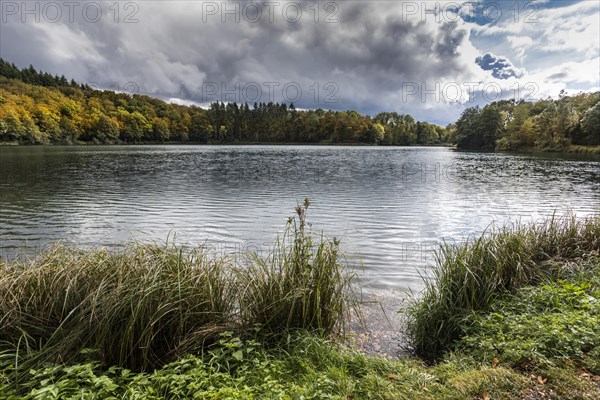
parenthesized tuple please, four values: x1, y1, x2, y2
(1, 145, 599, 292)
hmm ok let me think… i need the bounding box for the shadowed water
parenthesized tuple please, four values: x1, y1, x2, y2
(1, 145, 599, 292)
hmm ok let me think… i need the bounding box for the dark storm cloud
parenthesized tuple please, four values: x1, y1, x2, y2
(436, 22, 467, 57)
(0, 1, 479, 120)
(475, 52, 525, 79)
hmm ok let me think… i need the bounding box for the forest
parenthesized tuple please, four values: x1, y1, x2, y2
(0, 59, 446, 146)
(451, 91, 600, 152)
(1, 58, 598, 151)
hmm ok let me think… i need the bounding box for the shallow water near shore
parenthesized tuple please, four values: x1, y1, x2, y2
(1, 145, 599, 293)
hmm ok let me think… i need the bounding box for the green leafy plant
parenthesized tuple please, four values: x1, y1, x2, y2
(458, 271, 600, 372)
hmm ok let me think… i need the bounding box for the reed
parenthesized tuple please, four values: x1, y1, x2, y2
(239, 198, 356, 337)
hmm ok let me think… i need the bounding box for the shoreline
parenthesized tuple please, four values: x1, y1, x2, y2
(0, 141, 453, 148)
(1, 214, 599, 398)
(3, 141, 598, 156)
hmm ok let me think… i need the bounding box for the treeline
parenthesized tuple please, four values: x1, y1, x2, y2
(452, 91, 600, 152)
(0, 59, 447, 145)
(0, 58, 88, 89)
(5, 59, 596, 151)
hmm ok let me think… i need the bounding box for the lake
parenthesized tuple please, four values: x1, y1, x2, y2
(1, 145, 599, 293)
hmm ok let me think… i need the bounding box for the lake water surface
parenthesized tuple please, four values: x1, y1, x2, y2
(1, 145, 599, 293)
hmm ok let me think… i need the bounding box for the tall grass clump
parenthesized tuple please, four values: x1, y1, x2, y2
(0, 243, 236, 371)
(0, 199, 357, 377)
(407, 214, 600, 360)
(240, 198, 357, 337)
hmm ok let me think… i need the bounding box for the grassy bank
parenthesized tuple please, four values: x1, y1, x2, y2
(2, 270, 599, 399)
(407, 215, 600, 359)
(1, 213, 599, 399)
(0, 200, 354, 372)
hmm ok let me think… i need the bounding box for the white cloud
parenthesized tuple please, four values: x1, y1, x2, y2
(507, 36, 534, 61)
(528, 57, 600, 86)
(471, 0, 599, 56)
(27, 23, 105, 65)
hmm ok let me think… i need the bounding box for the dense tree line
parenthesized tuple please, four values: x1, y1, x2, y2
(0, 58, 86, 89)
(452, 91, 600, 152)
(5, 59, 595, 151)
(0, 59, 446, 145)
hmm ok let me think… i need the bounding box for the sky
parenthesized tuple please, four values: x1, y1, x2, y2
(0, 0, 599, 125)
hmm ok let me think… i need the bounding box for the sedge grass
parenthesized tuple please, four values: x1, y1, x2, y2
(239, 198, 357, 337)
(0, 243, 236, 371)
(407, 214, 600, 359)
(0, 199, 356, 374)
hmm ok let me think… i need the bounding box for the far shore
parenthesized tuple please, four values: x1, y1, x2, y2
(4, 141, 600, 156)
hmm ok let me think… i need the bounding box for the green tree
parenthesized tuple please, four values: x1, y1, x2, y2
(189, 112, 212, 143)
(580, 102, 600, 145)
(90, 115, 120, 143)
(153, 118, 170, 142)
(478, 105, 503, 150)
(119, 111, 150, 143)
(59, 116, 82, 143)
(455, 107, 482, 149)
